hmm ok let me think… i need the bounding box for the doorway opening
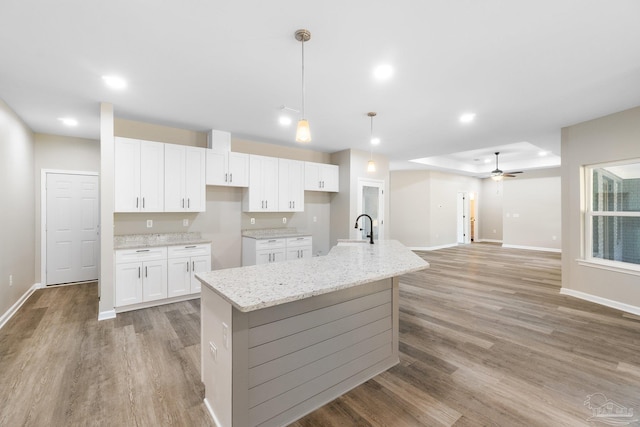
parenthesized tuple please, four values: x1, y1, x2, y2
(457, 191, 476, 244)
(41, 171, 100, 286)
(357, 178, 385, 241)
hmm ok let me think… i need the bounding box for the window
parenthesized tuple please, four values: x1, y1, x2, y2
(585, 160, 640, 271)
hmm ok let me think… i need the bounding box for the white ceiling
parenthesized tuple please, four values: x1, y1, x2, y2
(1, 1, 639, 172)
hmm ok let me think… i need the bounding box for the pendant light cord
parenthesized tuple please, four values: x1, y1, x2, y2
(301, 37, 305, 120)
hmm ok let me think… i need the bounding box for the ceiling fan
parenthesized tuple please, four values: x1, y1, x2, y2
(491, 152, 523, 181)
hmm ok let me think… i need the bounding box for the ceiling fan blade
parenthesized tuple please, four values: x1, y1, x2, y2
(504, 174, 518, 178)
(506, 171, 524, 174)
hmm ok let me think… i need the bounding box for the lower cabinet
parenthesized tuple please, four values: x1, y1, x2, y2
(242, 236, 312, 266)
(115, 247, 168, 307)
(167, 244, 212, 297)
(115, 243, 211, 309)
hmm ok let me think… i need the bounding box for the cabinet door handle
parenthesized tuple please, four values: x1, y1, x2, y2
(142, 197, 145, 209)
(185, 245, 196, 248)
(265, 200, 268, 209)
(138, 267, 141, 278)
(145, 266, 148, 277)
(261, 200, 264, 209)
(225, 173, 228, 183)
(318, 180, 321, 189)
(229, 173, 233, 182)
(136, 249, 150, 252)
(136, 197, 139, 208)
(188, 198, 190, 208)
(182, 198, 185, 208)
(192, 261, 195, 271)
(268, 253, 271, 262)
(293, 201, 295, 209)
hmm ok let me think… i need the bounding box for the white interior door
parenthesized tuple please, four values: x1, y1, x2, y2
(357, 178, 385, 240)
(46, 173, 99, 285)
(457, 192, 471, 244)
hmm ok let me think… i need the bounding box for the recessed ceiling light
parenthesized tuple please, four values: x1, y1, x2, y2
(538, 151, 548, 156)
(373, 64, 393, 81)
(459, 113, 476, 123)
(278, 116, 292, 126)
(102, 75, 127, 90)
(484, 158, 491, 163)
(58, 117, 78, 126)
(371, 137, 381, 145)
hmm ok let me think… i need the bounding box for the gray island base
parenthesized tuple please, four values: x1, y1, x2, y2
(196, 240, 429, 427)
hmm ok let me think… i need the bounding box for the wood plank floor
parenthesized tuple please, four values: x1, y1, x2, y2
(2, 243, 639, 426)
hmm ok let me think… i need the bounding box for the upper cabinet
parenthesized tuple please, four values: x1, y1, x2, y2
(278, 159, 304, 212)
(115, 137, 164, 212)
(304, 162, 339, 192)
(243, 155, 279, 212)
(165, 144, 206, 212)
(206, 150, 249, 187)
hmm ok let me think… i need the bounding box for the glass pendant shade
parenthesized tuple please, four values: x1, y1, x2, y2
(367, 159, 376, 172)
(296, 119, 311, 143)
(491, 174, 503, 182)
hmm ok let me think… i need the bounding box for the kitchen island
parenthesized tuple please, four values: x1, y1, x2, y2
(196, 240, 428, 427)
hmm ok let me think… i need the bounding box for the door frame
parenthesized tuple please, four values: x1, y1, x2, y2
(457, 192, 471, 244)
(41, 169, 100, 286)
(356, 178, 385, 240)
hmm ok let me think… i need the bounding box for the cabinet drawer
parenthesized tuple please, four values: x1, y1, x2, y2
(255, 238, 286, 250)
(286, 236, 312, 248)
(116, 247, 167, 263)
(168, 243, 211, 258)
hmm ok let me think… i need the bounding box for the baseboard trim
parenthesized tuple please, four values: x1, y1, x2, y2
(114, 294, 200, 314)
(502, 244, 561, 253)
(203, 398, 223, 427)
(0, 283, 40, 330)
(98, 310, 116, 321)
(476, 239, 502, 243)
(560, 288, 640, 316)
(409, 243, 458, 251)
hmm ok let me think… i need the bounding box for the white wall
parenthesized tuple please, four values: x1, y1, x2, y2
(34, 133, 100, 283)
(0, 98, 35, 318)
(389, 170, 481, 248)
(478, 179, 503, 242)
(561, 105, 640, 310)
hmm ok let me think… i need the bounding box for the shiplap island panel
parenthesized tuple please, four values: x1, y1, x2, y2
(196, 240, 428, 427)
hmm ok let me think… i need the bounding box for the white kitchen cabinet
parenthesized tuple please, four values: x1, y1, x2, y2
(304, 162, 339, 192)
(165, 144, 206, 212)
(278, 159, 305, 212)
(285, 236, 313, 260)
(114, 137, 165, 212)
(242, 236, 312, 266)
(243, 154, 279, 212)
(206, 149, 249, 187)
(167, 244, 211, 296)
(115, 247, 168, 307)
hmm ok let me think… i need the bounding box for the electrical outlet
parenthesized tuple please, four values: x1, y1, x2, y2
(552, 235, 557, 240)
(313, 216, 317, 223)
(9, 275, 12, 287)
(209, 342, 217, 362)
(222, 323, 229, 349)
(250, 217, 255, 225)
(146, 219, 153, 228)
(282, 217, 287, 224)
(183, 219, 189, 226)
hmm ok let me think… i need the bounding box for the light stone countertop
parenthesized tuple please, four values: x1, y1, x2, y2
(242, 228, 312, 239)
(114, 232, 210, 250)
(196, 240, 428, 312)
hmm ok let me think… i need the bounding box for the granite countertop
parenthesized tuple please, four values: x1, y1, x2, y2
(114, 232, 210, 250)
(196, 240, 428, 312)
(242, 228, 312, 239)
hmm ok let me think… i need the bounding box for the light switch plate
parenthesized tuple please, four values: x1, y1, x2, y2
(282, 217, 287, 224)
(250, 218, 255, 225)
(183, 219, 189, 226)
(146, 219, 153, 228)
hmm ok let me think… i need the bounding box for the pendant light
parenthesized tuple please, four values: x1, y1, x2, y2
(295, 29, 311, 143)
(367, 112, 377, 172)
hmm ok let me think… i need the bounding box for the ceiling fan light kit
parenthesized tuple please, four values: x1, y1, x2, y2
(491, 152, 523, 180)
(367, 112, 377, 172)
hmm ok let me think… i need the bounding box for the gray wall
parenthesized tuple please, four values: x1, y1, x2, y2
(0, 98, 35, 317)
(562, 105, 640, 308)
(329, 149, 390, 247)
(502, 168, 562, 250)
(34, 133, 100, 283)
